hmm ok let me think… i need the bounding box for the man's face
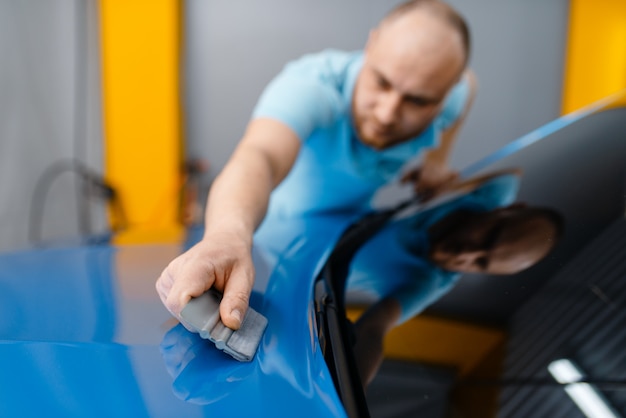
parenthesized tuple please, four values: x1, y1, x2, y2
(352, 11, 465, 150)
(428, 209, 557, 275)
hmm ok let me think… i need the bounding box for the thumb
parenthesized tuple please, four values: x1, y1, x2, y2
(219, 265, 255, 330)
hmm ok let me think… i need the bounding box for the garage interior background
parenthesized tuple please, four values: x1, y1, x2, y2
(2, 0, 577, 252)
(1, 0, 625, 416)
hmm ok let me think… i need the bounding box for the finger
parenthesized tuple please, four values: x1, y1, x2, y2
(219, 263, 255, 330)
(156, 269, 197, 332)
(400, 168, 420, 184)
(165, 261, 217, 317)
(156, 269, 174, 305)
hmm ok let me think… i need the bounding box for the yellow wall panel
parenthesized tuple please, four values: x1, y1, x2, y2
(347, 308, 505, 377)
(563, 0, 626, 113)
(99, 0, 183, 244)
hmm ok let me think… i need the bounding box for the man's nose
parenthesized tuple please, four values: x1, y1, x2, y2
(374, 91, 402, 126)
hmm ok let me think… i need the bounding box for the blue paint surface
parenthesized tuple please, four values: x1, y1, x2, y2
(0, 214, 354, 418)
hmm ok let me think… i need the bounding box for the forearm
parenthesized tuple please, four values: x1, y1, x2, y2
(203, 150, 274, 245)
(156, 119, 300, 328)
(424, 69, 477, 169)
(422, 133, 454, 168)
(202, 118, 300, 244)
(450, 167, 523, 195)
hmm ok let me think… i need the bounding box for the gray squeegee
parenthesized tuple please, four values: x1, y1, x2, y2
(180, 290, 268, 362)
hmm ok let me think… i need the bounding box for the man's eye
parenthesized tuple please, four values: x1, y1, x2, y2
(475, 256, 488, 269)
(406, 97, 431, 107)
(376, 76, 390, 89)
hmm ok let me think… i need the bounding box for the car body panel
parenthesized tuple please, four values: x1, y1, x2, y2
(0, 213, 357, 417)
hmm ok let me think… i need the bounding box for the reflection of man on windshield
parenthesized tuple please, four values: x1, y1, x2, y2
(349, 170, 563, 385)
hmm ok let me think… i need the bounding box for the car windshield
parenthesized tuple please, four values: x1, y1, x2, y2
(337, 92, 626, 417)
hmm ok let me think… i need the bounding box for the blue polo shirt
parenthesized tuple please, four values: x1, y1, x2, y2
(252, 49, 470, 219)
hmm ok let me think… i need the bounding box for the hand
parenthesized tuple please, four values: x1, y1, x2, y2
(156, 231, 255, 330)
(400, 163, 458, 201)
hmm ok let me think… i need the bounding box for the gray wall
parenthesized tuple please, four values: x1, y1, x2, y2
(0, 0, 105, 252)
(0, 0, 569, 252)
(183, 0, 569, 188)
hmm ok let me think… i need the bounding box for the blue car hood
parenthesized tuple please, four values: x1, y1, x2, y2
(0, 213, 356, 417)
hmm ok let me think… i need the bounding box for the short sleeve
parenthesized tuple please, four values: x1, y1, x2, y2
(435, 74, 470, 130)
(252, 53, 348, 141)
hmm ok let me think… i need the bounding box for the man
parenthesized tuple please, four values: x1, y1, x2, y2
(345, 171, 562, 385)
(157, 0, 475, 334)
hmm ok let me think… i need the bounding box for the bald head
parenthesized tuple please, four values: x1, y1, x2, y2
(381, 0, 471, 66)
(371, 5, 467, 87)
(428, 205, 563, 275)
(352, 1, 470, 149)
(486, 210, 561, 274)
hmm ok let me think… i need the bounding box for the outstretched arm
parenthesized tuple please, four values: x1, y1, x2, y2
(156, 118, 300, 329)
(446, 167, 522, 196)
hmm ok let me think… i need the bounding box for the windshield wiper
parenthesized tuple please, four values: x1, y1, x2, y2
(314, 199, 419, 418)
